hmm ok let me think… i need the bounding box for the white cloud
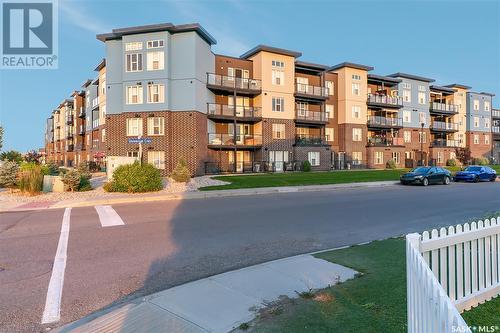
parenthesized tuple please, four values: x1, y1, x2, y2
(59, 1, 111, 34)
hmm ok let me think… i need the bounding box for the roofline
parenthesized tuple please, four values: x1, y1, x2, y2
(444, 83, 471, 90)
(468, 91, 496, 97)
(82, 79, 92, 88)
(430, 85, 455, 94)
(240, 44, 302, 59)
(387, 72, 435, 83)
(367, 74, 401, 84)
(94, 58, 106, 72)
(328, 62, 374, 72)
(480, 92, 495, 97)
(295, 60, 329, 71)
(96, 22, 217, 45)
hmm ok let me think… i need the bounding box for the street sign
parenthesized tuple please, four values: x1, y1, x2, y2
(128, 137, 152, 144)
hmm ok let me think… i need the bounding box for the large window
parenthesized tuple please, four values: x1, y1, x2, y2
(272, 123, 285, 139)
(419, 112, 426, 125)
(326, 104, 334, 119)
(392, 152, 400, 165)
(147, 40, 164, 49)
(126, 53, 143, 72)
(473, 100, 479, 111)
(326, 128, 334, 142)
(485, 118, 490, 128)
(147, 51, 164, 71)
(272, 70, 284, 86)
(352, 152, 362, 165)
(403, 110, 412, 123)
(147, 117, 164, 135)
(127, 85, 143, 104)
(484, 101, 491, 111)
(404, 131, 411, 143)
(125, 42, 142, 51)
(485, 135, 490, 145)
(375, 152, 383, 165)
(126, 118, 143, 136)
(418, 92, 426, 105)
(474, 116, 479, 128)
(351, 83, 360, 96)
(473, 134, 479, 144)
(419, 132, 426, 143)
(352, 105, 361, 119)
(308, 152, 320, 166)
(148, 151, 165, 169)
(147, 84, 165, 103)
(352, 128, 362, 141)
(403, 89, 411, 102)
(272, 97, 284, 112)
(326, 81, 334, 95)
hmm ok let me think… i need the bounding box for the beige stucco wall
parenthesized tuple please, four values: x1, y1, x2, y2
(334, 67, 368, 125)
(98, 66, 107, 125)
(451, 87, 468, 148)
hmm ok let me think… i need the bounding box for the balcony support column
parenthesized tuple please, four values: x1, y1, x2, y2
(233, 88, 237, 173)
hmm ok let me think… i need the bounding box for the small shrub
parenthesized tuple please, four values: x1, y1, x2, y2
(45, 162, 59, 176)
(104, 162, 162, 193)
(18, 166, 44, 195)
(0, 161, 19, 190)
(62, 170, 81, 192)
(385, 159, 396, 169)
(77, 162, 92, 180)
(170, 159, 191, 183)
(472, 157, 489, 166)
(446, 158, 457, 167)
(302, 160, 312, 172)
(78, 176, 93, 191)
(0, 150, 23, 164)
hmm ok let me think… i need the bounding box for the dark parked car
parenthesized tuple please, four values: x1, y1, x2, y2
(454, 166, 497, 182)
(400, 167, 452, 186)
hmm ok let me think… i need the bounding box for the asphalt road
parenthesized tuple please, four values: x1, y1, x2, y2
(1, 182, 499, 332)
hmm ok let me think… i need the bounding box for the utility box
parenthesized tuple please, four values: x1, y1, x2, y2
(43, 175, 65, 192)
(106, 156, 138, 180)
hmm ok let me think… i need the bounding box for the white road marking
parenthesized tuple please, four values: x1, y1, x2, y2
(95, 205, 125, 227)
(42, 208, 71, 324)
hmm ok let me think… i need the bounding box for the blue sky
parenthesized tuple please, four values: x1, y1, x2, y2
(1, 0, 499, 152)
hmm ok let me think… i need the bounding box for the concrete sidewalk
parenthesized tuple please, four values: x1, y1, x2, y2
(0, 181, 398, 212)
(56, 254, 357, 333)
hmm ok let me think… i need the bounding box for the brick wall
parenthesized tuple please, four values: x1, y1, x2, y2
(466, 132, 492, 159)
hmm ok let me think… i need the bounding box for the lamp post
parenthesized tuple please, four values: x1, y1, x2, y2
(420, 122, 425, 166)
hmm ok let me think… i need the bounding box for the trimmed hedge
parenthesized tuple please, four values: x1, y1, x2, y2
(104, 162, 162, 193)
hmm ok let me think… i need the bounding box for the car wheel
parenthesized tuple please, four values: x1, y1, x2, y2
(400, 180, 407, 185)
(422, 178, 429, 186)
(490, 176, 496, 182)
(444, 177, 451, 185)
(473, 176, 479, 183)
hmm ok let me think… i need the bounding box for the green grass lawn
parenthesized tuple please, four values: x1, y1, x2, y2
(245, 238, 499, 333)
(200, 165, 500, 191)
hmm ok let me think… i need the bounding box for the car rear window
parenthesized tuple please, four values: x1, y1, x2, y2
(465, 166, 482, 172)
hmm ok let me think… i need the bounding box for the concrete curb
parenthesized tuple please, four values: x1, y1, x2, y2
(1, 181, 399, 212)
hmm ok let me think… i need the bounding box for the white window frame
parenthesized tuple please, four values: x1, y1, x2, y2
(352, 82, 360, 96)
(352, 151, 362, 165)
(485, 135, 490, 145)
(404, 131, 411, 143)
(484, 101, 490, 111)
(147, 51, 164, 71)
(147, 40, 164, 49)
(403, 110, 412, 123)
(326, 128, 334, 142)
(125, 42, 142, 51)
(126, 53, 143, 72)
(392, 152, 400, 165)
(147, 117, 165, 136)
(474, 116, 479, 128)
(126, 85, 143, 104)
(473, 134, 479, 144)
(126, 118, 143, 136)
(375, 151, 384, 165)
(308, 152, 320, 166)
(272, 97, 284, 112)
(403, 89, 411, 103)
(272, 123, 285, 139)
(326, 104, 334, 119)
(473, 100, 479, 111)
(272, 69, 284, 86)
(147, 84, 165, 103)
(148, 151, 165, 170)
(352, 105, 361, 119)
(418, 91, 426, 105)
(352, 128, 362, 141)
(326, 81, 334, 96)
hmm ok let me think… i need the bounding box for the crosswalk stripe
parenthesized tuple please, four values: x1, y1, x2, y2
(95, 205, 125, 227)
(42, 208, 71, 324)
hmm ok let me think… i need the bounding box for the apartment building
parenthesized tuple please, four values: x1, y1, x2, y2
(43, 22, 497, 173)
(493, 108, 500, 162)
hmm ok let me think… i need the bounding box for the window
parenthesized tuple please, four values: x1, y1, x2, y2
(127, 85, 143, 104)
(473, 134, 479, 144)
(485, 118, 490, 128)
(352, 74, 361, 80)
(450, 152, 456, 160)
(352, 105, 361, 119)
(125, 42, 142, 51)
(352, 152, 362, 165)
(308, 152, 320, 166)
(326, 104, 334, 119)
(485, 135, 490, 145)
(392, 152, 400, 165)
(147, 40, 164, 49)
(147, 51, 164, 70)
(126, 53, 143, 72)
(418, 132, 426, 143)
(272, 97, 284, 112)
(352, 128, 362, 141)
(272, 69, 284, 86)
(271, 60, 284, 68)
(126, 118, 143, 136)
(437, 152, 443, 164)
(484, 101, 490, 111)
(272, 123, 285, 139)
(473, 100, 479, 111)
(474, 116, 479, 128)
(403, 110, 412, 123)
(326, 128, 334, 142)
(404, 131, 411, 143)
(419, 112, 426, 125)
(375, 152, 383, 165)
(147, 84, 165, 103)
(127, 151, 139, 157)
(326, 81, 334, 95)
(147, 117, 164, 135)
(402, 82, 411, 89)
(148, 151, 165, 169)
(352, 83, 360, 96)
(403, 89, 411, 102)
(418, 92, 426, 105)
(101, 128, 106, 142)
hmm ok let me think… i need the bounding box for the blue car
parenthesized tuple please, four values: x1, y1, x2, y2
(454, 166, 497, 183)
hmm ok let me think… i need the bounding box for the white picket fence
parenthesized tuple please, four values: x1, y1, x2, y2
(407, 216, 500, 333)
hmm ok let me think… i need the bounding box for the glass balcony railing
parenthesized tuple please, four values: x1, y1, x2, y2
(295, 83, 329, 98)
(492, 126, 500, 134)
(295, 110, 328, 123)
(367, 94, 403, 107)
(430, 121, 459, 132)
(492, 110, 500, 119)
(295, 134, 325, 145)
(207, 103, 261, 119)
(429, 102, 459, 114)
(431, 139, 460, 148)
(207, 73, 261, 91)
(367, 137, 405, 146)
(367, 116, 403, 128)
(208, 133, 262, 146)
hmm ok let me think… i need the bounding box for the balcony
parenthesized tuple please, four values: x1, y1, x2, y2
(208, 133, 262, 149)
(429, 102, 459, 115)
(367, 116, 403, 129)
(66, 115, 74, 125)
(295, 134, 326, 146)
(492, 110, 500, 119)
(430, 121, 459, 133)
(294, 83, 329, 100)
(206, 103, 262, 122)
(493, 126, 500, 138)
(92, 119, 100, 129)
(367, 136, 405, 147)
(66, 144, 74, 152)
(367, 94, 403, 109)
(206, 73, 261, 95)
(79, 125, 85, 135)
(78, 107, 85, 118)
(295, 110, 328, 125)
(431, 139, 460, 148)
(66, 132, 74, 139)
(92, 97, 99, 109)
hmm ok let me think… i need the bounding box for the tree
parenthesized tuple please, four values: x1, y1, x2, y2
(24, 150, 42, 164)
(0, 161, 19, 191)
(0, 150, 23, 164)
(455, 147, 471, 166)
(0, 126, 4, 151)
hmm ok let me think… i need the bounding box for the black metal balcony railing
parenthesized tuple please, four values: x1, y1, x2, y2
(295, 83, 329, 98)
(367, 116, 403, 128)
(207, 73, 261, 91)
(66, 144, 74, 152)
(66, 132, 74, 139)
(431, 139, 460, 148)
(66, 115, 74, 125)
(295, 110, 328, 123)
(79, 126, 85, 135)
(207, 103, 262, 119)
(295, 134, 325, 145)
(367, 136, 405, 146)
(430, 121, 459, 132)
(78, 107, 85, 118)
(492, 126, 500, 134)
(429, 102, 459, 114)
(492, 110, 500, 119)
(208, 133, 263, 146)
(367, 94, 403, 107)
